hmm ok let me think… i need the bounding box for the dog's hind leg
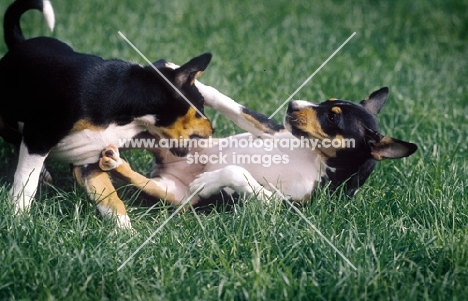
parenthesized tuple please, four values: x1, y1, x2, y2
(188, 165, 277, 203)
(73, 165, 132, 229)
(9, 141, 48, 213)
(98, 145, 186, 205)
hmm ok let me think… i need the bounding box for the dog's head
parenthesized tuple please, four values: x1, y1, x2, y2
(284, 87, 417, 162)
(145, 53, 214, 156)
(284, 87, 417, 194)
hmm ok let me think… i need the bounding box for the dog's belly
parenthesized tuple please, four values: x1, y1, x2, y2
(155, 158, 205, 187)
(49, 122, 145, 166)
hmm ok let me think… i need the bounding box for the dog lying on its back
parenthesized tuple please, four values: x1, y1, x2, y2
(98, 86, 418, 206)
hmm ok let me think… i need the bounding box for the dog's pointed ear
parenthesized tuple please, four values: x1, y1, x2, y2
(369, 136, 418, 160)
(174, 53, 212, 87)
(360, 87, 389, 115)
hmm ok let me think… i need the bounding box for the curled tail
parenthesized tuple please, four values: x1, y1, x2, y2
(3, 0, 55, 49)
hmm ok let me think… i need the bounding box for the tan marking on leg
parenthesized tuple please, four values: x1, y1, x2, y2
(111, 160, 179, 205)
(74, 166, 127, 216)
(240, 112, 275, 134)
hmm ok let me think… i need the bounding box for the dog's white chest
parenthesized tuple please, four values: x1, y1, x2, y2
(49, 121, 146, 165)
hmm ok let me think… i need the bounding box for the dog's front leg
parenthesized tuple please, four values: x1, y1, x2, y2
(10, 141, 48, 213)
(73, 165, 132, 229)
(164, 61, 280, 138)
(195, 81, 281, 138)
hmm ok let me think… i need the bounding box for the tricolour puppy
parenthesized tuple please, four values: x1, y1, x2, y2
(0, 0, 214, 228)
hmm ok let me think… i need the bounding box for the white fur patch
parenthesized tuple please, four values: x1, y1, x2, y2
(116, 214, 132, 229)
(97, 204, 132, 229)
(42, 0, 55, 31)
(289, 100, 318, 109)
(10, 142, 47, 212)
(49, 116, 154, 166)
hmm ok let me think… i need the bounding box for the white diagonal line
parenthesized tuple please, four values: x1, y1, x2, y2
(267, 183, 357, 271)
(269, 32, 356, 119)
(117, 183, 206, 271)
(118, 31, 207, 119)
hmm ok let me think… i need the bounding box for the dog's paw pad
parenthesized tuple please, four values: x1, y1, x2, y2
(99, 144, 122, 171)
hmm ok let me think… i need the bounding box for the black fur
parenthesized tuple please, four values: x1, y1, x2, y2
(0, 0, 212, 157)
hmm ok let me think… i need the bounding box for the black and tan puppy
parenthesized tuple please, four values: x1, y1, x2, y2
(0, 0, 214, 228)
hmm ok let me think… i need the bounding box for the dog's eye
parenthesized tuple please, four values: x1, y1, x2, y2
(328, 112, 339, 124)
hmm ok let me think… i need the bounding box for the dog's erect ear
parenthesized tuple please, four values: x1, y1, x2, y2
(360, 87, 389, 115)
(175, 53, 212, 87)
(369, 136, 417, 160)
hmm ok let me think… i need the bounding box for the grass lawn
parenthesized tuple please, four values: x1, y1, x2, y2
(1, 0, 467, 300)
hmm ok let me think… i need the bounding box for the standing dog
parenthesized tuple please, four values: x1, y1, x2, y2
(98, 87, 418, 206)
(0, 0, 216, 228)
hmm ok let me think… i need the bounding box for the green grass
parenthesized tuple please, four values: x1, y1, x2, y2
(1, 0, 467, 299)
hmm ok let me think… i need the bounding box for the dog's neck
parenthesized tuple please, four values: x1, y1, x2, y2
(323, 150, 376, 195)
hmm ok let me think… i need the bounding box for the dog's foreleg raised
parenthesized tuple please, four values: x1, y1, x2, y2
(9, 141, 47, 213)
(162, 61, 281, 138)
(195, 81, 282, 138)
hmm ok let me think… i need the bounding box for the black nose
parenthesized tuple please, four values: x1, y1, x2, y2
(104, 150, 114, 157)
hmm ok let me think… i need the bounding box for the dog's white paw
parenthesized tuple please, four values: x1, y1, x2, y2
(12, 196, 33, 214)
(188, 172, 222, 199)
(99, 144, 122, 171)
(116, 214, 133, 230)
(108, 215, 136, 236)
(10, 187, 35, 214)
